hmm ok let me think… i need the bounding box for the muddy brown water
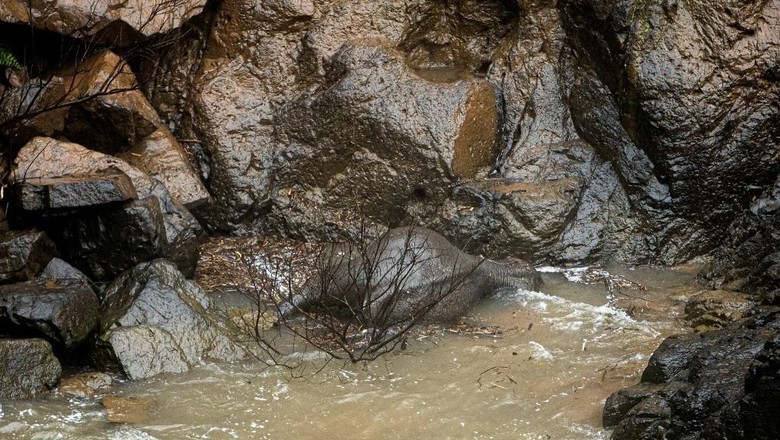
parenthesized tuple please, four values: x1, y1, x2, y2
(0, 265, 699, 440)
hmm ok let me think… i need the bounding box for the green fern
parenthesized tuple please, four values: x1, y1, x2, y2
(0, 45, 22, 69)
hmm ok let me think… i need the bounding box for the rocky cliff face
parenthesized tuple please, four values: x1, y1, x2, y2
(138, 0, 778, 268)
(0, 0, 777, 430)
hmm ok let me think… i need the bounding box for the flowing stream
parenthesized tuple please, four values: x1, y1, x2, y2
(0, 265, 700, 440)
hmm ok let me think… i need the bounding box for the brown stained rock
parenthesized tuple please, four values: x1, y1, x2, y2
(474, 178, 582, 236)
(14, 137, 202, 279)
(0, 0, 206, 39)
(58, 372, 113, 398)
(101, 395, 156, 424)
(56, 51, 160, 153)
(15, 137, 153, 196)
(685, 290, 755, 331)
(0, 338, 61, 399)
(3, 51, 161, 155)
(451, 81, 498, 178)
(11, 172, 137, 211)
(0, 229, 57, 284)
(273, 42, 499, 231)
(119, 126, 210, 209)
(299, 1, 409, 76)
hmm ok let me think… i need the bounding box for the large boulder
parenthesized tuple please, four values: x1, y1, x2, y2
(0, 338, 61, 399)
(93, 260, 244, 380)
(2, 50, 209, 209)
(4, 51, 159, 152)
(431, 5, 642, 263)
(139, 0, 777, 269)
(10, 172, 137, 211)
(269, 41, 498, 237)
(13, 137, 202, 279)
(175, 0, 318, 230)
(0, 229, 57, 284)
(0, 277, 99, 349)
(558, 0, 780, 262)
(604, 307, 780, 440)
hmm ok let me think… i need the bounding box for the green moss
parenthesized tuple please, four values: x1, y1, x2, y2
(627, 0, 655, 46)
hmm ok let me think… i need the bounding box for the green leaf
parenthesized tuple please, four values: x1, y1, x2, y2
(0, 45, 22, 69)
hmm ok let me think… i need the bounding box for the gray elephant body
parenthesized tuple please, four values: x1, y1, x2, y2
(281, 227, 540, 325)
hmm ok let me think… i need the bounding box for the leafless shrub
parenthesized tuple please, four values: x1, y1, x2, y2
(221, 219, 483, 373)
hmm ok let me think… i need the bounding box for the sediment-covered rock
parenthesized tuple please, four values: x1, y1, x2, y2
(0, 338, 61, 399)
(94, 260, 244, 380)
(270, 41, 498, 237)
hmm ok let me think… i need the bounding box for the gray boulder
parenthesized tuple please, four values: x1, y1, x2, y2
(0, 229, 57, 284)
(0, 338, 61, 399)
(94, 260, 244, 380)
(269, 41, 498, 238)
(10, 172, 137, 211)
(46, 196, 168, 282)
(95, 326, 190, 380)
(0, 278, 99, 349)
(40, 257, 94, 286)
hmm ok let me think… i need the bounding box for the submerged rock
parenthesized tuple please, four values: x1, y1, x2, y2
(94, 260, 244, 380)
(101, 395, 156, 424)
(0, 338, 61, 399)
(57, 371, 113, 399)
